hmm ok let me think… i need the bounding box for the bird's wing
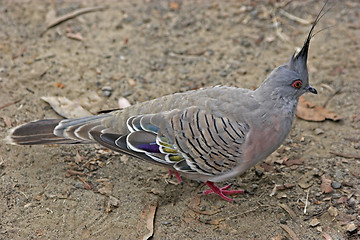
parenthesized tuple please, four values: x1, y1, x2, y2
(90, 106, 250, 176)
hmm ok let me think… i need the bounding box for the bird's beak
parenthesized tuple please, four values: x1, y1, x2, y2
(308, 86, 317, 94)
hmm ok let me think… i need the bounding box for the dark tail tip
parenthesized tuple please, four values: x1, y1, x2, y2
(6, 119, 75, 145)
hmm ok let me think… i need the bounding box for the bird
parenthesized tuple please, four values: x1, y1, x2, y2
(6, 3, 329, 202)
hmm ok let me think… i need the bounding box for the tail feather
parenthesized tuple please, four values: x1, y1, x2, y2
(6, 114, 111, 146)
(7, 119, 78, 145)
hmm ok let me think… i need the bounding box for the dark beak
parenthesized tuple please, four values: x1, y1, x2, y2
(308, 86, 317, 94)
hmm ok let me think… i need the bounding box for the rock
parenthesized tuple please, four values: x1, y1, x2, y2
(220, 70, 228, 77)
(255, 169, 263, 177)
(161, 221, 171, 226)
(102, 86, 112, 97)
(346, 222, 357, 233)
(280, 219, 287, 224)
(328, 206, 338, 217)
(309, 218, 320, 227)
(331, 182, 342, 189)
(109, 196, 120, 207)
(348, 198, 358, 208)
(314, 128, 324, 135)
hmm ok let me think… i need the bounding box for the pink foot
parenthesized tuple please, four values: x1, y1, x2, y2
(168, 169, 183, 185)
(203, 181, 244, 202)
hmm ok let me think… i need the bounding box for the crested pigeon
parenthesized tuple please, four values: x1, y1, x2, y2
(6, 3, 328, 202)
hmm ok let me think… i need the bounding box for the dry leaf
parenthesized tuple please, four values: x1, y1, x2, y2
(320, 175, 333, 193)
(41, 96, 92, 118)
(296, 96, 342, 122)
(260, 163, 275, 172)
(118, 97, 131, 109)
(283, 158, 304, 167)
(137, 204, 157, 240)
(78, 91, 104, 114)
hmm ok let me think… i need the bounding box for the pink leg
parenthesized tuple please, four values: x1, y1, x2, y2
(168, 169, 183, 185)
(203, 181, 244, 202)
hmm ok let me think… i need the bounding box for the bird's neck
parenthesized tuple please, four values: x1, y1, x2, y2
(254, 87, 299, 123)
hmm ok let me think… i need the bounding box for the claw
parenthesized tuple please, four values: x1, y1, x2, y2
(168, 169, 183, 185)
(203, 181, 244, 202)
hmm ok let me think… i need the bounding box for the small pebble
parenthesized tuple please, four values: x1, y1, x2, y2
(220, 70, 228, 77)
(309, 218, 320, 227)
(331, 192, 342, 199)
(348, 198, 358, 208)
(314, 128, 324, 135)
(328, 206, 338, 217)
(255, 169, 263, 177)
(102, 86, 112, 97)
(331, 182, 342, 189)
(346, 222, 357, 233)
(161, 221, 171, 226)
(109, 196, 120, 207)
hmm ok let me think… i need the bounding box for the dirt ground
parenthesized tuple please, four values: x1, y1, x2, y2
(0, 0, 359, 239)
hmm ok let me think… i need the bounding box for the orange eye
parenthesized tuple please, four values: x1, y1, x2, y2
(291, 80, 302, 89)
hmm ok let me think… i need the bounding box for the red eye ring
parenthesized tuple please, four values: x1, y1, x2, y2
(291, 80, 302, 89)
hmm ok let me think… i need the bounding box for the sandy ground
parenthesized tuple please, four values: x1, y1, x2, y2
(0, 0, 359, 239)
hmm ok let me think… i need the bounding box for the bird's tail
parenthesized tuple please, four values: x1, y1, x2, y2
(6, 114, 110, 145)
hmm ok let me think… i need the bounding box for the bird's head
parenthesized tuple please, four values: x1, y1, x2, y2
(257, 2, 330, 100)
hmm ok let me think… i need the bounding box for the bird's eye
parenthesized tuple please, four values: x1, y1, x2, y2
(291, 80, 302, 89)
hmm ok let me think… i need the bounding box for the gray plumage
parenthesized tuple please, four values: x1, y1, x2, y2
(6, 2, 328, 202)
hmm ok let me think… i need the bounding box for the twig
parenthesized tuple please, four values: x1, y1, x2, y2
(77, 176, 92, 190)
(0, 99, 21, 110)
(304, 188, 310, 214)
(279, 203, 297, 220)
(330, 151, 360, 159)
(42, 6, 107, 35)
(280, 224, 299, 240)
(322, 232, 333, 240)
(270, 184, 280, 197)
(66, 169, 88, 176)
(279, 9, 312, 25)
